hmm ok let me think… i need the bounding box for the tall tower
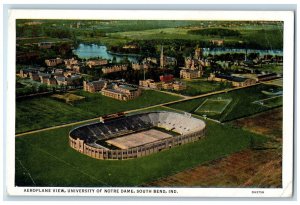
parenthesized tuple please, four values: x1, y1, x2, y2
(160, 45, 164, 68)
(194, 47, 202, 59)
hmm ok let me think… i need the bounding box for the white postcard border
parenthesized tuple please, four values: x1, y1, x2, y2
(6, 9, 295, 197)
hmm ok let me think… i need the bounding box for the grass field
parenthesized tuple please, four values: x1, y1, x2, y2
(15, 107, 267, 187)
(264, 78, 283, 87)
(168, 84, 283, 122)
(16, 90, 182, 133)
(252, 96, 283, 108)
(145, 107, 282, 188)
(169, 79, 232, 96)
(51, 93, 86, 104)
(195, 98, 232, 115)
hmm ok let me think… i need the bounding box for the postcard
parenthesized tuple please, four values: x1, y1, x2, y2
(5, 9, 294, 197)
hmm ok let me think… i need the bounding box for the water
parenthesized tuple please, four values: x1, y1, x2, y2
(73, 44, 139, 63)
(73, 43, 283, 62)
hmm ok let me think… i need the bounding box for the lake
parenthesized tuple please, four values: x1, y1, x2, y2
(73, 44, 139, 63)
(73, 43, 283, 62)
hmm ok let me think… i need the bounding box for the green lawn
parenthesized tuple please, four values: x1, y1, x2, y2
(253, 96, 283, 108)
(256, 64, 283, 74)
(195, 98, 232, 114)
(168, 84, 283, 122)
(168, 79, 232, 96)
(15, 106, 267, 187)
(16, 90, 182, 133)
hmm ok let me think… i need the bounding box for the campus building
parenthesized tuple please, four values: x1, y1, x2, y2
(162, 81, 187, 91)
(102, 65, 127, 74)
(64, 58, 79, 69)
(83, 80, 107, 93)
(101, 83, 142, 101)
(86, 59, 109, 68)
(160, 46, 177, 68)
(180, 69, 203, 80)
(131, 63, 150, 71)
(160, 74, 174, 82)
(45, 58, 63, 67)
(208, 73, 256, 87)
(139, 79, 163, 90)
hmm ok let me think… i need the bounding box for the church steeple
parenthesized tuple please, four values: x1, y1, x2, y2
(160, 45, 164, 68)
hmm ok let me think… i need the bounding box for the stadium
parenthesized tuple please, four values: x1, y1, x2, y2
(69, 111, 206, 160)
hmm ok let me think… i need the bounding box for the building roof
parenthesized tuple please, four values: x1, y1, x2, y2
(257, 73, 278, 79)
(216, 74, 248, 82)
(87, 80, 106, 86)
(119, 84, 137, 91)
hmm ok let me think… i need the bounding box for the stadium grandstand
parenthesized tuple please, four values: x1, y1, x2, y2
(69, 111, 206, 160)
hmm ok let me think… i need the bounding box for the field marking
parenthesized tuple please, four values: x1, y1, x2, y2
(16, 83, 261, 137)
(16, 157, 36, 186)
(252, 95, 283, 108)
(22, 142, 110, 186)
(162, 105, 221, 124)
(195, 98, 232, 114)
(219, 99, 239, 122)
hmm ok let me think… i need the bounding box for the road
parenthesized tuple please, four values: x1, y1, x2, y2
(15, 83, 260, 137)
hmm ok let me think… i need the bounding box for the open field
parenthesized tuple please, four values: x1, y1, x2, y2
(257, 64, 283, 74)
(263, 78, 283, 87)
(51, 93, 85, 104)
(229, 107, 282, 140)
(195, 98, 232, 114)
(167, 84, 282, 122)
(146, 107, 282, 187)
(15, 106, 267, 187)
(252, 96, 283, 108)
(169, 79, 232, 96)
(16, 90, 182, 133)
(145, 149, 281, 188)
(108, 25, 283, 49)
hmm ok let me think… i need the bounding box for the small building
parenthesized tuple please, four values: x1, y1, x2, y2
(123, 44, 138, 49)
(46, 78, 57, 86)
(83, 80, 107, 93)
(40, 75, 50, 84)
(64, 58, 79, 69)
(143, 57, 158, 64)
(19, 69, 30, 78)
(256, 73, 279, 82)
(131, 63, 149, 71)
(38, 42, 54, 49)
(210, 39, 224, 46)
(102, 65, 127, 74)
(45, 58, 63, 67)
(172, 81, 187, 91)
(63, 70, 76, 78)
(86, 59, 109, 68)
(160, 74, 174, 82)
(29, 72, 40, 81)
(139, 79, 162, 90)
(180, 69, 202, 80)
(56, 77, 67, 86)
(162, 83, 173, 90)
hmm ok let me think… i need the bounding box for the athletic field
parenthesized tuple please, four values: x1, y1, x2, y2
(194, 98, 232, 115)
(168, 84, 283, 122)
(106, 129, 172, 149)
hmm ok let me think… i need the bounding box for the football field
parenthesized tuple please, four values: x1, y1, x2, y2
(194, 98, 232, 115)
